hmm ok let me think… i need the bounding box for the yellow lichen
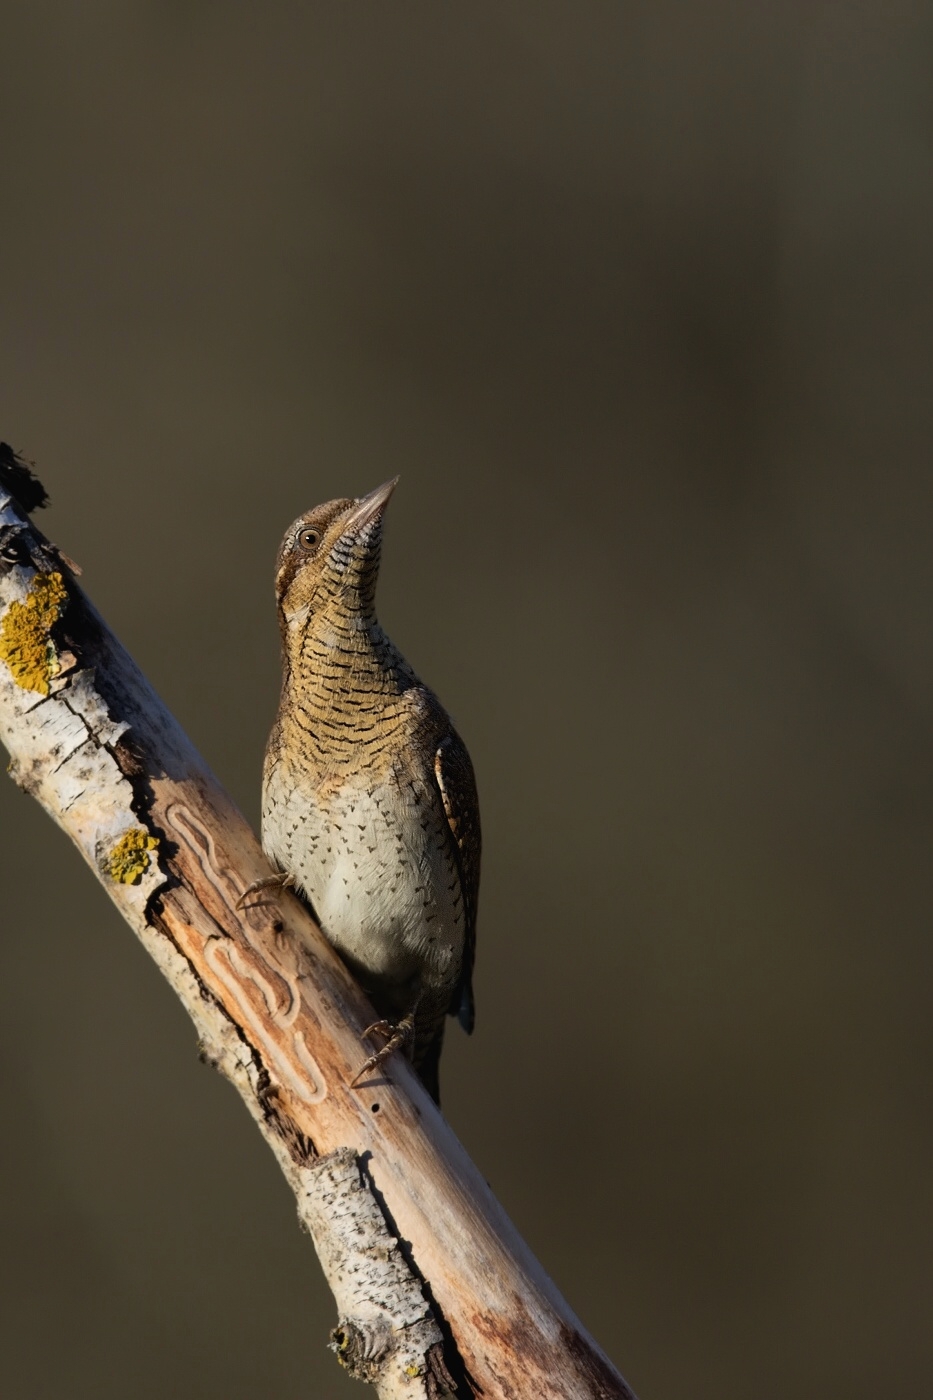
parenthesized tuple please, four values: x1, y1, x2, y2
(0, 571, 68, 694)
(107, 827, 159, 885)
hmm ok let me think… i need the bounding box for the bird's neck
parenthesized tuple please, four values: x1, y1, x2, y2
(279, 604, 415, 734)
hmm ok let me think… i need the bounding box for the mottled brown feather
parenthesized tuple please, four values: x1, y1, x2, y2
(263, 484, 480, 1105)
(434, 733, 480, 1032)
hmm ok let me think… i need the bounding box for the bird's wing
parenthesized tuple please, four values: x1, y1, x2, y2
(433, 730, 481, 1033)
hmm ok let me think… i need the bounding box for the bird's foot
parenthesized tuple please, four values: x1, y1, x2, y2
(350, 1013, 415, 1088)
(235, 871, 296, 911)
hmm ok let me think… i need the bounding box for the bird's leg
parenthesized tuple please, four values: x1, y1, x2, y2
(350, 1007, 417, 1088)
(235, 871, 296, 911)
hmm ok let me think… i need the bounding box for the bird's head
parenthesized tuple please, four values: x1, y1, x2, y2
(273, 477, 398, 637)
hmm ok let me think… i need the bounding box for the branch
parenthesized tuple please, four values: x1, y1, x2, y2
(0, 465, 635, 1400)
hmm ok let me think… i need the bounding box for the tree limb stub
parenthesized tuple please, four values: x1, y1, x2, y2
(0, 474, 635, 1400)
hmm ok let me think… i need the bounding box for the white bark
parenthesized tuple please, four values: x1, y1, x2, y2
(303, 1148, 455, 1397)
(0, 483, 635, 1400)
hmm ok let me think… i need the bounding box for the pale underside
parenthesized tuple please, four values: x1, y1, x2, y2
(261, 761, 465, 1024)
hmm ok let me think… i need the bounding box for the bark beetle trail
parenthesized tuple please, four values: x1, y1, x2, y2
(0, 466, 637, 1400)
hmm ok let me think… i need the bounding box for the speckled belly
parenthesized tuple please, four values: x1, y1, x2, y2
(261, 766, 464, 1005)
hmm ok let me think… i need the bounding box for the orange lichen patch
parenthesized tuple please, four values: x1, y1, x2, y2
(0, 571, 68, 694)
(107, 827, 160, 884)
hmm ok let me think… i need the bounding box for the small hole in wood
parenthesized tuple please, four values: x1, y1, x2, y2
(371, 1102, 380, 1113)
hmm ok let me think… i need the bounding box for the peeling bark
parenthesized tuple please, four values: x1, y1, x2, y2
(0, 477, 636, 1400)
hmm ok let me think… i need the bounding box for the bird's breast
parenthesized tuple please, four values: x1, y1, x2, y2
(261, 761, 464, 1001)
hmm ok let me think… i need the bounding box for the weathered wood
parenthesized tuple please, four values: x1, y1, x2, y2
(0, 476, 635, 1400)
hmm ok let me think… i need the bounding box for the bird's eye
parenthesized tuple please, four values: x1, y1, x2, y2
(298, 528, 320, 551)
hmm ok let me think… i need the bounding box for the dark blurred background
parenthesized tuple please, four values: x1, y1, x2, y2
(2, 4, 932, 1397)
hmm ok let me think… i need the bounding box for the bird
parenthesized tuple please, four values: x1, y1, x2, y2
(256, 478, 480, 1104)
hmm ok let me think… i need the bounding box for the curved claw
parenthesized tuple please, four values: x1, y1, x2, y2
(349, 1051, 389, 1089)
(350, 1012, 415, 1088)
(361, 1019, 395, 1041)
(235, 871, 295, 911)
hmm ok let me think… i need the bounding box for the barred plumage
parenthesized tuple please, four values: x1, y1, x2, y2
(261, 480, 480, 1104)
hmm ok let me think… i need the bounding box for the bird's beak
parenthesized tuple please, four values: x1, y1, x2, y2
(344, 477, 399, 535)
